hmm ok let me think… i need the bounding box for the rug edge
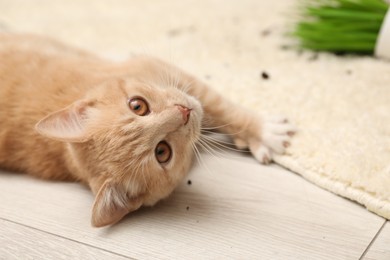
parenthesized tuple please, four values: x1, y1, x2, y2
(274, 155, 390, 220)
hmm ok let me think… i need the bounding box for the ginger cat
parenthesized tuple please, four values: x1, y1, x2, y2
(0, 33, 295, 227)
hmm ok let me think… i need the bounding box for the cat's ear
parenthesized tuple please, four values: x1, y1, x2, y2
(91, 179, 143, 227)
(35, 100, 96, 142)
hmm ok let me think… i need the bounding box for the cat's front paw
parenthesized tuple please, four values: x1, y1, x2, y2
(250, 116, 296, 164)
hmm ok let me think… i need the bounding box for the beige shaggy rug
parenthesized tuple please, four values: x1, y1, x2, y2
(1, 0, 389, 219)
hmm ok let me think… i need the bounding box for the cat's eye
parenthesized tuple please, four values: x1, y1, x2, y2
(128, 97, 149, 116)
(155, 141, 172, 164)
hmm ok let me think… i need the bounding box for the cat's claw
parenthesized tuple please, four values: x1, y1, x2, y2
(250, 116, 296, 164)
(252, 145, 272, 164)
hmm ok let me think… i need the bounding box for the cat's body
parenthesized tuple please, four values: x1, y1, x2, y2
(0, 33, 295, 227)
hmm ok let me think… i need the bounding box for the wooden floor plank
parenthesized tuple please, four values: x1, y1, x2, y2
(0, 219, 130, 260)
(0, 153, 385, 259)
(364, 221, 390, 260)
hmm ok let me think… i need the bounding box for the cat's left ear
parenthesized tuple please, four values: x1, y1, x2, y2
(35, 100, 97, 142)
(91, 179, 143, 227)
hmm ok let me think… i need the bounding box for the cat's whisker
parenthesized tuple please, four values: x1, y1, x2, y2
(201, 130, 236, 136)
(191, 142, 200, 163)
(161, 65, 173, 88)
(154, 63, 169, 89)
(198, 138, 240, 162)
(196, 139, 248, 170)
(181, 79, 195, 93)
(200, 135, 251, 153)
(167, 53, 181, 88)
(165, 63, 179, 90)
(200, 133, 236, 146)
(199, 139, 252, 162)
(198, 138, 247, 161)
(201, 126, 247, 136)
(155, 61, 192, 93)
(191, 142, 202, 166)
(200, 122, 234, 130)
(173, 68, 181, 90)
(191, 142, 214, 175)
(197, 139, 224, 161)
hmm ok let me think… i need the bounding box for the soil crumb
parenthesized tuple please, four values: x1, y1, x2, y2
(261, 71, 270, 80)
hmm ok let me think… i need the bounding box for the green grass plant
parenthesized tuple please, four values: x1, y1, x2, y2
(293, 0, 388, 54)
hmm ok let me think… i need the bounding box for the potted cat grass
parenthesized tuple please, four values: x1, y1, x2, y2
(293, 0, 390, 59)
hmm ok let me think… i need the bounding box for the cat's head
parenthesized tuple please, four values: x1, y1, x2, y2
(35, 79, 203, 227)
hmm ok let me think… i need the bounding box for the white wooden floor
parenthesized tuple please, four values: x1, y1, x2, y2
(0, 150, 388, 259)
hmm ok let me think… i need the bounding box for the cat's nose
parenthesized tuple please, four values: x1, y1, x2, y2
(175, 105, 192, 125)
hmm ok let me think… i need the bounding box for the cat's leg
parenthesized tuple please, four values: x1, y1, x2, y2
(178, 75, 296, 164)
